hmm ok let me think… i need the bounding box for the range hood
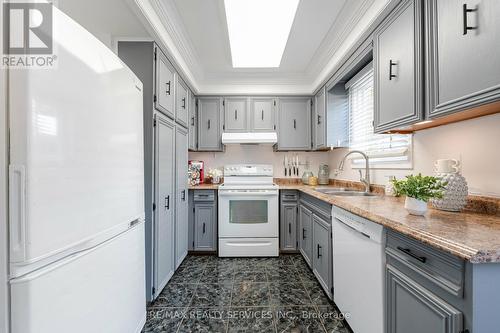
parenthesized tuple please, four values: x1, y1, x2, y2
(222, 132, 278, 145)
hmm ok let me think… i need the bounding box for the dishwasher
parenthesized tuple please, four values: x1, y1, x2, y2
(332, 206, 385, 333)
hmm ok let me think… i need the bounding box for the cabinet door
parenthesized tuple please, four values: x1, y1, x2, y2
(299, 205, 313, 267)
(280, 203, 297, 251)
(224, 97, 248, 132)
(374, 0, 423, 132)
(313, 87, 327, 149)
(312, 215, 332, 296)
(427, 0, 500, 118)
(386, 265, 463, 333)
(198, 98, 223, 151)
(155, 47, 175, 119)
(154, 114, 175, 294)
(175, 126, 188, 268)
(188, 91, 197, 151)
(175, 75, 189, 127)
(194, 204, 215, 251)
(250, 98, 275, 132)
(277, 97, 312, 150)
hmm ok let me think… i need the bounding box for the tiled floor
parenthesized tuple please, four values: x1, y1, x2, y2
(143, 254, 352, 333)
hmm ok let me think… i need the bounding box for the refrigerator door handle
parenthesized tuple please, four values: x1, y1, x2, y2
(9, 165, 27, 262)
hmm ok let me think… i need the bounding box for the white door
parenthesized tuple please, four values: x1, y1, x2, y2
(175, 126, 188, 268)
(154, 114, 175, 295)
(218, 191, 278, 238)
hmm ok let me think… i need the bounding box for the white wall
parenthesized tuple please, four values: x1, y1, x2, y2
(189, 145, 330, 179)
(0, 2, 10, 331)
(329, 114, 500, 197)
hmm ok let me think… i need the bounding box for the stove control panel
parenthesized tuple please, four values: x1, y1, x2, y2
(223, 164, 273, 177)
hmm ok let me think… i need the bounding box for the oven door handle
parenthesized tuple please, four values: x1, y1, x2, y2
(218, 191, 278, 197)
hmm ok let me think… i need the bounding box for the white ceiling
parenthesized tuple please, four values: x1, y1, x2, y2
(172, 0, 346, 76)
(60, 0, 390, 95)
(57, 0, 151, 50)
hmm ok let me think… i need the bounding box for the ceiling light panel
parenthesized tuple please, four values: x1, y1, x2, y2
(224, 0, 299, 68)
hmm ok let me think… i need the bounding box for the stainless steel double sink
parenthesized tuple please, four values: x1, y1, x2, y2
(314, 187, 376, 197)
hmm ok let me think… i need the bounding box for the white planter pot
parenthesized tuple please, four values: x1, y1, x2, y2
(404, 197, 428, 216)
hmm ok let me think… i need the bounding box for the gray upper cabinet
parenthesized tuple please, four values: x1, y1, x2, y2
(313, 87, 327, 150)
(299, 204, 313, 267)
(198, 97, 223, 151)
(155, 47, 175, 119)
(250, 98, 276, 132)
(374, 0, 424, 133)
(386, 264, 463, 333)
(277, 97, 312, 151)
(224, 97, 248, 132)
(175, 75, 189, 127)
(426, 0, 500, 118)
(188, 90, 197, 151)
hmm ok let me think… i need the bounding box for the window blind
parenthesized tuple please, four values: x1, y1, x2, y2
(346, 63, 412, 166)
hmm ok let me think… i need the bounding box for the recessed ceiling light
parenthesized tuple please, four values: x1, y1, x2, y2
(224, 0, 300, 68)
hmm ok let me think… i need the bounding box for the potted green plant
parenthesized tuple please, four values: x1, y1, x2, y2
(391, 174, 447, 215)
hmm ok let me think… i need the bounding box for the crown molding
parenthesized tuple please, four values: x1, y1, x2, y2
(129, 0, 391, 95)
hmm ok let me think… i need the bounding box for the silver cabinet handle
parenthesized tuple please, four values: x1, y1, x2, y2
(181, 190, 186, 201)
(182, 97, 186, 109)
(165, 195, 170, 210)
(261, 110, 264, 120)
(191, 117, 195, 126)
(317, 244, 322, 258)
(208, 119, 211, 129)
(202, 223, 206, 234)
(293, 119, 296, 129)
(234, 109, 237, 120)
(317, 115, 321, 125)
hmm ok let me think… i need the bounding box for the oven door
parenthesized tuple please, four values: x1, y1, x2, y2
(218, 190, 278, 238)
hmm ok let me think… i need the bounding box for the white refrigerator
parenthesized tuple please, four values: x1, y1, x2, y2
(7, 7, 146, 333)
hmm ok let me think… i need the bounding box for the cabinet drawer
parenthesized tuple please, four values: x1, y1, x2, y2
(280, 191, 298, 202)
(386, 230, 465, 298)
(193, 190, 215, 202)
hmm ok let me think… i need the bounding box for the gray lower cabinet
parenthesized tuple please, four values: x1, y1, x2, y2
(280, 191, 298, 252)
(192, 190, 217, 251)
(153, 113, 176, 296)
(426, 0, 500, 118)
(313, 86, 327, 150)
(374, 0, 424, 133)
(224, 97, 248, 132)
(386, 264, 463, 333)
(198, 97, 223, 151)
(250, 98, 276, 132)
(188, 90, 197, 151)
(299, 205, 313, 266)
(277, 97, 312, 151)
(175, 75, 189, 127)
(155, 46, 175, 119)
(312, 215, 332, 296)
(175, 126, 189, 269)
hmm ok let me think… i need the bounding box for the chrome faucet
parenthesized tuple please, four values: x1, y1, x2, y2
(336, 150, 371, 193)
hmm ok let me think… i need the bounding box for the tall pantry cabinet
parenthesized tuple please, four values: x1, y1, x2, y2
(118, 41, 190, 301)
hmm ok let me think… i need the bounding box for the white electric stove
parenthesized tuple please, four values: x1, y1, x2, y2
(218, 164, 279, 257)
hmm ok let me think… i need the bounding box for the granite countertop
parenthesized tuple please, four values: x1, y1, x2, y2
(188, 183, 220, 190)
(281, 184, 500, 264)
(189, 182, 500, 263)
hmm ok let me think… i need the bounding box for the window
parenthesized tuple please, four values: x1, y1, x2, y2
(346, 62, 412, 168)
